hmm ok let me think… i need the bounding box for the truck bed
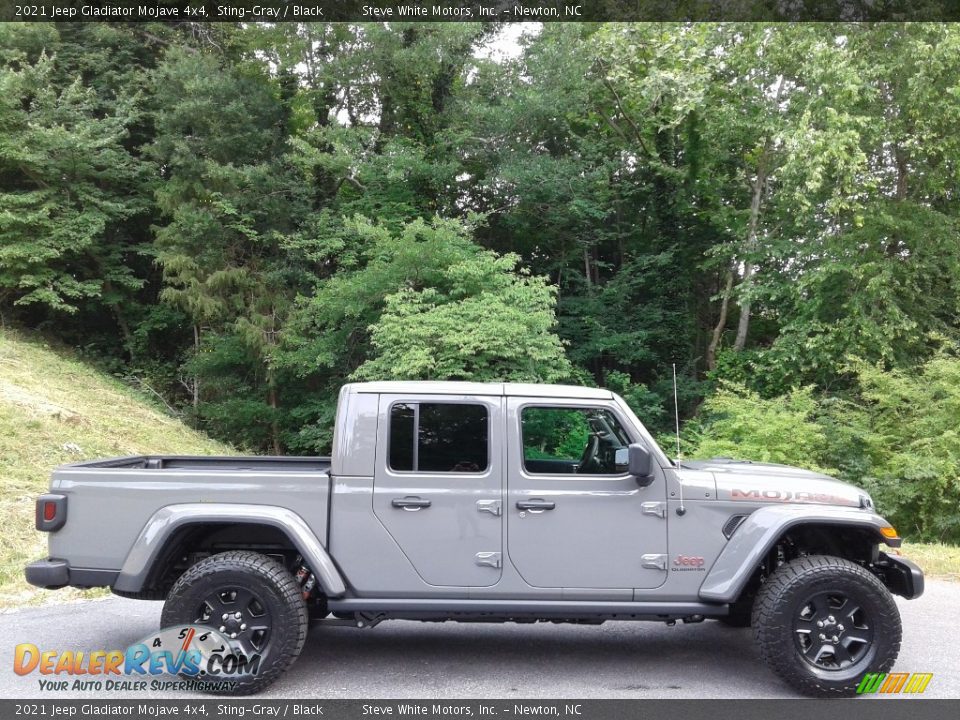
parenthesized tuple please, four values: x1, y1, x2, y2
(65, 455, 331, 472)
(46, 455, 333, 574)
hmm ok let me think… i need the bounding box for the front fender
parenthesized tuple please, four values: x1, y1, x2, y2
(112, 503, 347, 597)
(699, 504, 898, 603)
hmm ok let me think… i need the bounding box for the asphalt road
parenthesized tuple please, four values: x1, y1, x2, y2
(1, 580, 956, 700)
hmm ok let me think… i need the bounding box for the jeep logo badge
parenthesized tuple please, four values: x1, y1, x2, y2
(672, 555, 706, 571)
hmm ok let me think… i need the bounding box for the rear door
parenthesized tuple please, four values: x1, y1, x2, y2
(506, 397, 668, 590)
(373, 394, 503, 587)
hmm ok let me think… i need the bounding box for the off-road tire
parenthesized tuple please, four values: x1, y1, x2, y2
(161, 551, 308, 695)
(753, 554, 901, 697)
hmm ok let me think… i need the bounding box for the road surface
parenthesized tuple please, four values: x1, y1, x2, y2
(1, 580, 956, 699)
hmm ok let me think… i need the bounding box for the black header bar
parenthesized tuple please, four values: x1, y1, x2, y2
(3, 0, 960, 23)
(0, 700, 958, 720)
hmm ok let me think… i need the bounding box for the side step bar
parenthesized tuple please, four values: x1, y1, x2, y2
(327, 598, 728, 620)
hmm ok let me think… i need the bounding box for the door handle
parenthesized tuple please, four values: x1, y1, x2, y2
(516, 499, 555, 512)
(391, 496, 431, 510)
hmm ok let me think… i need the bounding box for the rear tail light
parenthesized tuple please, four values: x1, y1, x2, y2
(35, 494, 66, 532)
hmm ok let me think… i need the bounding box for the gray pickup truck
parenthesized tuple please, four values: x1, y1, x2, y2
(26, 381, 923, 696)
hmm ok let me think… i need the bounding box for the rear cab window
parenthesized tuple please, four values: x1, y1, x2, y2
(389, 402, 489, 473)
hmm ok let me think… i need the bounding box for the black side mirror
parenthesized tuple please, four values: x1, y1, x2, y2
(628, 444, 654, 486)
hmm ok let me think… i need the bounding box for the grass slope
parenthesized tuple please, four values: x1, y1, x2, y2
(0, 330, 230, 608)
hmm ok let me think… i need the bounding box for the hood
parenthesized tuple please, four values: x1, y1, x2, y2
(681, 458, 868, 509)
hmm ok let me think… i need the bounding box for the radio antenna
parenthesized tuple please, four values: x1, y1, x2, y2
(673, 363, 686, 516)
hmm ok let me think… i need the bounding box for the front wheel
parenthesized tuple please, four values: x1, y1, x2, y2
(161, 551, 308, 695)
(753, 554, 901, 697)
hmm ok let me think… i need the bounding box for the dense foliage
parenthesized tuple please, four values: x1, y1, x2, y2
(687, 353, 960, 541)
(1, 22, 958, 539)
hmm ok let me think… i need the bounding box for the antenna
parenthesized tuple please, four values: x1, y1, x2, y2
(673, 363, 686, 517)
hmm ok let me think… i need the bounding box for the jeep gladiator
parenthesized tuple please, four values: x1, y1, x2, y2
(26, 381, 924, 695)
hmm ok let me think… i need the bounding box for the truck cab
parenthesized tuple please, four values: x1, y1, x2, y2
(329, 381, 672, 597)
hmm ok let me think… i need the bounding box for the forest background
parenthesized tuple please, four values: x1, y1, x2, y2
(2, 21, 959, 545)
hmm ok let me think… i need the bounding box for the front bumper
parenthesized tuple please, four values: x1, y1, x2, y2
(25, 559, 117, 590)
(877, 552, 925, 599)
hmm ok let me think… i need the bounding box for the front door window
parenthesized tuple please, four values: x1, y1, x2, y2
(521, 406, 631, 475)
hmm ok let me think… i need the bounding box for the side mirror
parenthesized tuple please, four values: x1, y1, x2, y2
(628, 444, 654, 486)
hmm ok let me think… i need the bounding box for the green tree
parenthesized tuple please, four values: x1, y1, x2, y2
(282, 216, 482, 370)
(355, 251, 573, 383)
(0, 32, 148, 319)
(147, 47, 311, 451)
(686, 382, 834, 473)
(453, 24, 710, 417)
(827, 354, 960, 543)
(748, 25, 960, 390)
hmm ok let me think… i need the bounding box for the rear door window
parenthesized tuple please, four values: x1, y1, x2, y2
(389, 403, 489, 473)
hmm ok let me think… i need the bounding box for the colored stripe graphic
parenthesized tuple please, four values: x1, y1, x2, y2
(856, 672, 932, 694)
(880, 673, 909, 693)
(856, 673, 886, 694)
(903, 673, 933, 694)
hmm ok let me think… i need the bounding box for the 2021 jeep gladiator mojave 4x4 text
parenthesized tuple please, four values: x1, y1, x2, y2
(26, 382, 923, 695)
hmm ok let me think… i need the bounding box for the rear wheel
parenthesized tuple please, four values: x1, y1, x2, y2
(161, 551, 308, 695)
(753, 554, 901, 696)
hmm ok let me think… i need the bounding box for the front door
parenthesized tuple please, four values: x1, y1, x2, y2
(373, 394, 503, 587)
(506, 398, 668, 590)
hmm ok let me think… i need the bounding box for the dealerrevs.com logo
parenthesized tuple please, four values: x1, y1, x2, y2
(13, 625, 260, 693)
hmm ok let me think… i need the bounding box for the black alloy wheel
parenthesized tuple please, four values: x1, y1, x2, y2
(162, 550, 308, 695)
(753, 554, 902, 696)
(793, 590, 875, 671)
(195, 585, 273, 660)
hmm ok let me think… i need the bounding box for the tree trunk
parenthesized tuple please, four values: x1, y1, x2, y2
(108, 295, 133, 355)
(732, 76, 783, 353)
(732, 267, 754, 351)
(268, 379, 281, 456)
(884, 144, 910, 257)
(732, 157, 769, 352)
(266, 308, 282, 455)
(895, 145, 909, 201)
(192, 324, 201, 408)
(706, 268, 734, 371)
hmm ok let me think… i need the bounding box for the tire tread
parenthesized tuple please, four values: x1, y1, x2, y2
(752, 554, 901, 697)
(161, 550, 308, 695)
